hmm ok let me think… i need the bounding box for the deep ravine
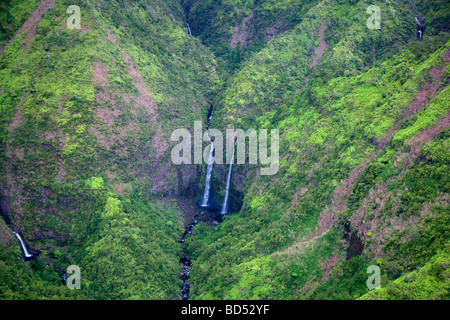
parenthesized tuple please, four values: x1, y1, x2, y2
(178, 105, 214, 300)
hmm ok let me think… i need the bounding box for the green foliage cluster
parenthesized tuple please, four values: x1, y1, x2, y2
(81, 197, 183, 299)
(0, 0, 219, 299)
(0, 244, 85, 299)
(0, 0, 40, 48)
(185, 0, 321, 70)
(0, 0, 449, 300)
(360, 246, 450, 300)
(184, 0, 449, 300)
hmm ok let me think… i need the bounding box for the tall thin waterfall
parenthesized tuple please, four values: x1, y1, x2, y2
(221, 140, 236, 215)
(187, 22, 192, 36)
(201, 106, 214, 207)
(201, 141, 214, 207)
(13, 231, 34, 260)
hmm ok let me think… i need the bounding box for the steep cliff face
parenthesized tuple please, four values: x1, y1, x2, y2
(0, 0, 449, 300)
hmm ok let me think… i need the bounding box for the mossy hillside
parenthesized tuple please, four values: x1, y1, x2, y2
(186, 47, 449, 299)
(0, 0, 41, 50)
(184, 0, 449, 300)
(0, 0, 448, 300)
(0, 0, 219, 299)
(359, 246, 450, 300)
(185, 0, 322, 70)
(216, 0, 443, 132)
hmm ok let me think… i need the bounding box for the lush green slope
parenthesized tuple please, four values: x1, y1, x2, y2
(0, 0, 449, 300)
(359, 246, 450, 300)
(185, 0, 321, 70)
(0, 0, 219, 299)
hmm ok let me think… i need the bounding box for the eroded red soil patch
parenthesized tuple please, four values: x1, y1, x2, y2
(378, 50, 449, 148)
(93, 60, 109, 88)
(230, 10, 255, 49)
(4, 97, 29, 219)
(0, 0, 55, 55)
(314, 50, 449, 240)
(310, 22, 327, 68)
(351, 112, 450, 258)
(106, 29, 167, 156)
(94, 107, 122, 127)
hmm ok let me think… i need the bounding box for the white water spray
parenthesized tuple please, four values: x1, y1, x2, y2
(201, 106, 215, 207)
(187, 22, 192, 36)
(13, 231, 34, 259)
(201, 140, 214, 207)
(221, 140, 236, 215)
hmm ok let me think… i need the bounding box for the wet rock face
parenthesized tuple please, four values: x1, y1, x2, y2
(180, 266, 190, 281)
(0, 198, 12, 226)
(343, 223, 364, 260)
(178, 207, 228, 299)
(180, 282, 190, 300)
(346, 231, 364, 260)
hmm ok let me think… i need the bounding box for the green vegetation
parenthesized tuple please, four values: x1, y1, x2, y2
(185, 0, 449, 300)
(0, 0, 449, 300)
(360, 246, 450, 300)
(0, 0, 218, 299)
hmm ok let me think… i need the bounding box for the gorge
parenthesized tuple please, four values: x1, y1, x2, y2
(0, 0, 448, 301)
(178, 106, 238, 299)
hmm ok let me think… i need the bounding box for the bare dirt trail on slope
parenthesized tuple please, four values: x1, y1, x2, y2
(278, 50, 450, 256)
(106, 29, 167, 157)
(310, 22, 327, 68)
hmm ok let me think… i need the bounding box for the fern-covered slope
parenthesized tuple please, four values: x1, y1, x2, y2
(0, 0, 448, 300)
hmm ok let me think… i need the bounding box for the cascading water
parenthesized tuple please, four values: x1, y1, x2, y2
(1, 204, 34, 261)
(221, 139, 236, 215)
(186, 22, 192, 36)
(207, 104, 213, 127)
(13, 231, 34, 260)
(200, 105, 214, 208)
(179, 105, 215, 300)
(201, 142, 214, 207)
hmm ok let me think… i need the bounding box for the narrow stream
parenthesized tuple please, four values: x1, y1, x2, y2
(179, 220, 197, 300)
(186, 22, 192, 36)
(200, 105, 214, 208)
(179, 106, 212, 300)
(201, 141, 214, 208)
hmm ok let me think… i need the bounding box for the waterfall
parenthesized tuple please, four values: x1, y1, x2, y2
(187, 22, 192, 36)
(221, 140, 236, 215)
(201, 141, 214, 207)
(13, 231, 34, 260)
(200, 105, 215, 208)
(207, 107, 213, 128)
